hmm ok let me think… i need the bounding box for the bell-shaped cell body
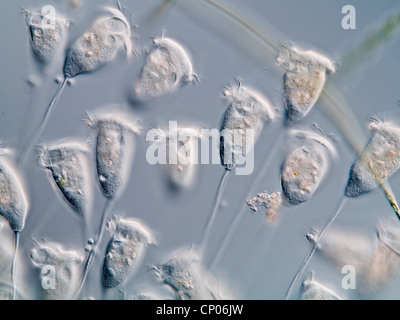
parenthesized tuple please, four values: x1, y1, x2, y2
(63, 7, 132, 78)
(314, 222, 400, 298)
(134, 37, 196, 101)
(300, 277, 341, 300)
(31, 242, 83, 300)
(281, 130, 336, 205)
(220, 82, 275, 171)
(0, 151, 29, 232)
(310, 226, 374, 268)
(345, 120, 400, 198)
(102, 217, 155, 288)
(154, 250, 221, 300)
(277, 46, 335, 123)
(151, 127, 199, 189)
(25, 8, 70, 63)
(86, 110, 139, 199)
(248, 130, 335, 221)
(37, 140, 92, 216)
